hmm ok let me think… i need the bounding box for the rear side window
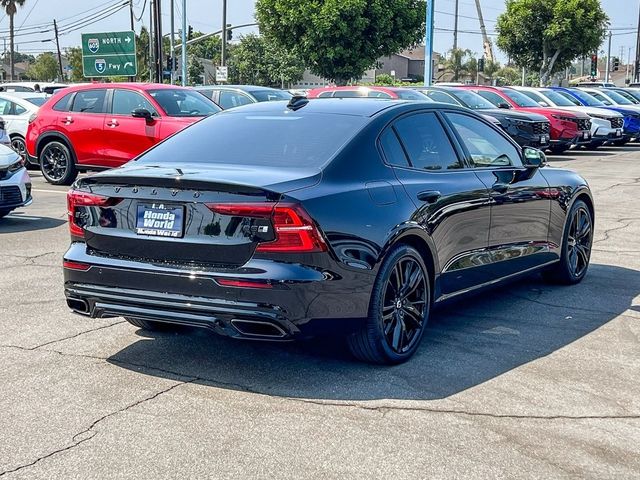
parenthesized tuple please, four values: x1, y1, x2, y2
(393, 112, 461, 171)
(53, 93, 74, 112)
(218, 91, 254, 109)
(379, 128, 409, 167)
(71, 89, 107, 113)
(318, 91, 334, 98)
(476, 91, 507, 107)
(446, 112, 521, 168)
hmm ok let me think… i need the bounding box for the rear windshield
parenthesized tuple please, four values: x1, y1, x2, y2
(148, 89, 221, 117)
(137, 111, 367, 168)
(600, 90, 634, 105)
(249, 90, 292, 102)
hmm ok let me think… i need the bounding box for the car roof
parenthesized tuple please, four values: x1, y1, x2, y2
(219, 97, 444, 117)
(195, 85, 283, 92)
(0, 91, 47, 100)
(59, 82, 189, 92)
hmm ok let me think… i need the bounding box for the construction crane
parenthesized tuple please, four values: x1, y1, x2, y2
(474, 0, 495, 63)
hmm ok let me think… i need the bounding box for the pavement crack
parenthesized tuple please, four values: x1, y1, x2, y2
(594, 176, 640, 193)
(593, 219, 634, 245)
(0, 380, 193, 478)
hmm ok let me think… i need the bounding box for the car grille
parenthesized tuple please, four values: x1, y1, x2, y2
(532, 121, 550, 134)
(0, 186, 22, 206)
(572, 118, 592, 131)
(610, 117, 624, 129)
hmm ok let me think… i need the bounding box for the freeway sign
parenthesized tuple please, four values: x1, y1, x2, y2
(81, 31, 137, 77)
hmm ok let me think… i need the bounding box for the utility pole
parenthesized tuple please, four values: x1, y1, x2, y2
(636, 2, 640, 82)
(129, 0, 135, 82)
(170, 0, 175, 84)
(605, 31, 612, 83)
(53, 20, 64, 81)
(453, 0, 459, 51)
(153, 0, 163, 82)
(221, 0, 228, 66)
(424, 0, 435, 86)
(149, 0, 154, 82)
(181, 0, 187, 85)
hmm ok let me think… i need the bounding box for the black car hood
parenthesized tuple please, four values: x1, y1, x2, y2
(80, 163, 322, 194)
(480, 109, 548, 122)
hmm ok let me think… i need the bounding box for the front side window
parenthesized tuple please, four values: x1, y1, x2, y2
(0, 99, 11, 115)
(553, 91, 582, 106)
(542, 90, 577, 107)
(149, 88, 221, 116)
(393, 112, 461, 171)
(589, 91, 613, 105)
(446, 112, 521, 168)
(112, 89, 158, 116)
(71, 89, 107, 114)
(218, 90, 254, 109)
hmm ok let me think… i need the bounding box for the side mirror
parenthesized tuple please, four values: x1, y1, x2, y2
(538, 101, 549, 107)
(497, 102, 511, 109)
(523, 147, 547, 168)
(132, 108, 154, 122)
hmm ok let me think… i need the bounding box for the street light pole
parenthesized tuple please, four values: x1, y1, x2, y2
(605, 31, 612, 83)
(424, 0, 435, 86)
(221, 0, 228, 67)
(170, 0, 175, 84)
(453, 0, 459, 51)
(181, 0, 187, 86)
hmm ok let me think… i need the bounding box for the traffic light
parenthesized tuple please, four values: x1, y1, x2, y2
(590, 54, 598, 77)
(478, 58, 485, 72)
(166, 55, 172, 71)
(188, 25, 193, 41)
(612, 57, 620, 72)
(227, 29, 233, 41)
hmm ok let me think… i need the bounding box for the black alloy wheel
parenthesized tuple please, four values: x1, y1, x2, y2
(543, 199, 593, 285)
(10, 136, 27, 162)
(348, 245, 431, 364)
(40, 141, 77, 185)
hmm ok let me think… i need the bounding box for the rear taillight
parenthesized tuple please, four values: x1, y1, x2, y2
(63, 260, 92, 271)
(207, 203, 327, 253)
(28, 113, 38, 124)
(67, 189, 120, 237)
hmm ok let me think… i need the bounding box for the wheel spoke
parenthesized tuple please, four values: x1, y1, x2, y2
(403, 305, 422, 328)
(391, 317, 403, 351)
(576, 244, 589, 270)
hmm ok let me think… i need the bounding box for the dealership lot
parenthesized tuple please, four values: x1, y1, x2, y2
(1, 147, 639, 478)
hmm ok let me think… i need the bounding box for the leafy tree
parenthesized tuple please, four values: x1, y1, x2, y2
(483, 59, 501, 84)
(374, 73, 396, 85)
(136, 26, 151, 82)
(188, 31, 221, 64)
(64, 47, 84, 82)
(444, 48, 476, 81)
(494, 66, 521, 86)
(496, 0, 608, 86)
(229, 34, 304, 87)
(188, 57, 204, 85)
(256, 0, 426, 85)
(1, 0, 25, 80)
(1, 51, 34, 64)
(26, 52, 59, 81)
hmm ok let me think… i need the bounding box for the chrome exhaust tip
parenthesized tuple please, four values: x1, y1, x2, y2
(230, 319, 287, 338)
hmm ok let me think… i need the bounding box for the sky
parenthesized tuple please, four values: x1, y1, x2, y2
(0, 0, 633, 64)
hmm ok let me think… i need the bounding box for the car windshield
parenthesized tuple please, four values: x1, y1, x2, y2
(137, 111, 368, 168)
(23, 97, 46, 106)
(600, 90, 634, 105)
(449, 89, 496, 109)
(394, 90, 427, 100)
(541, 90, 576, 107)
(611, 89, 640, 104)
(622, 89, 640, 102)
(248, 89, 292, 102)
(552, 90, 582, 106)
(148, 89, 221, 117)
(500, 89, 540, 107)
(572, 90, 606, 106)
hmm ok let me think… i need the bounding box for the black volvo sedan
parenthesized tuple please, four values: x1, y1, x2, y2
(63, 98, 594, 364)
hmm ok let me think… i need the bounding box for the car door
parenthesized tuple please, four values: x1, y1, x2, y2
(443, 111, 553, 278)
(62, 89, 108, 166)
(5, 100, 30, 138)
(103, 88, 163, 168)
(380, 110, 493, 296)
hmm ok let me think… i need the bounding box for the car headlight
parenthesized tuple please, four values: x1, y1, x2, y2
(7, 159, 24, 173)
(507, 118, 528, 127)
(551, 114, 575, 122)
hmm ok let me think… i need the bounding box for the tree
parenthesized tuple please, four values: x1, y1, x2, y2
(444, 48, 476, 81)
(229, 34, 304, 87)
(256, 0, 426, 85)
(483, 59, 501, 84)
(188, 31, 221, 64)
(496, 0, 608, 86)
(494, 66, 521, 86)
(136, 26, 150, 82)
(1, 0, 26, 81)
(26, 52, 58, 81)
(65, 47, 84, 82)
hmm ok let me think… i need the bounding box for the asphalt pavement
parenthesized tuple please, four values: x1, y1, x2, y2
(0, 147, 639, 479)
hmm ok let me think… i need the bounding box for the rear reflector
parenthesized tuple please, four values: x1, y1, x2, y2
(207, 203, 326, 253)
(216, 279, 273, 289)
(63, 260, 91, 271)
(67, 189, 121, 237)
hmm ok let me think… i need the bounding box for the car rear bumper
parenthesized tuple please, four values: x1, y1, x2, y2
(63, 243, 373, 339)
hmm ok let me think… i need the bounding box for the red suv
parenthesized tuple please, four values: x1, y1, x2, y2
(457, 86, 592, 154)
(307, 86, 426, 100)
(26, 83, 220, 184)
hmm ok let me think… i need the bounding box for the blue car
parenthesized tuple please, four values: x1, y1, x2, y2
(551, 87, 640, 144)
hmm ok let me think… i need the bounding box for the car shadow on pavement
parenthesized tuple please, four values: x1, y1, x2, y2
(0, 213, 65, 233)
(107, 263, 639, 401)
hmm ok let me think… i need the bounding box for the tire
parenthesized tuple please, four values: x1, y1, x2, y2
(10, 135, 28, 163)
(582, 141, 603, 150)
(611, 139, 628, 146)
(347, 244, 431, 365)
(549, 145, 569, 154)
(39, 140, 78, 185)
(542, 199, 593, 285)
(0, 209, 11, 219)
(124, 317, 175, 331)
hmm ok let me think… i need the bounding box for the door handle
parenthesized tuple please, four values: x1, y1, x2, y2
(492, 183, 509, 194)
(417, 190, 441, 203)
(106, 119, 119, 127)
(63, 116, 73, 125)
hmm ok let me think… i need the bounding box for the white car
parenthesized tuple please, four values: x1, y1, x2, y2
(0, 82, 68, 95)
(512, 86, 625, 146)
(0, 144, 31, 219)
(0, 92, 47, 164)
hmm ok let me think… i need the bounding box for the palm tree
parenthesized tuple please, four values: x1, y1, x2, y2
(1, 0, 26, 81)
